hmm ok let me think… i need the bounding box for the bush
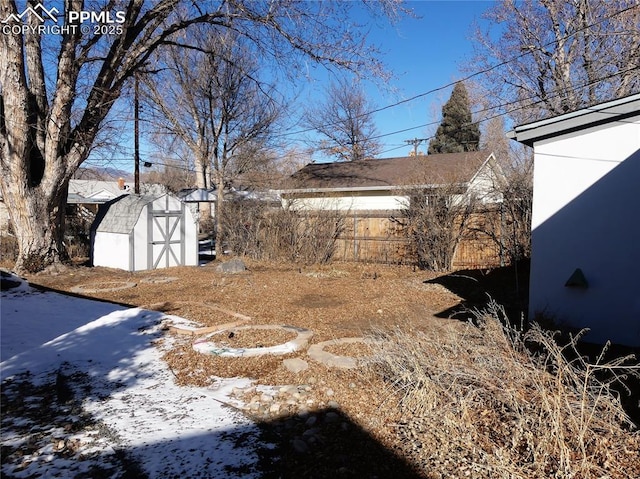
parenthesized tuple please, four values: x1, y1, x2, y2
(221, 201, 346, 265)
(369, 302, 640, 478)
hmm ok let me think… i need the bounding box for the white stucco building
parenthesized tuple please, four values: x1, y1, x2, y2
(509, 93, 640, 346)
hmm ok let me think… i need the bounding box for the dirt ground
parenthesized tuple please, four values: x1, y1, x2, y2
(15, 258, 640, 478)
(22, 259, 475, 477)
(25, 258, 466, 395)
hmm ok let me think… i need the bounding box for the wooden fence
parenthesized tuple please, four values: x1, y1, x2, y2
(331, 209, 504, 270)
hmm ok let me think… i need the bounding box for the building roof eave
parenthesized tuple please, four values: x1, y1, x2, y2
(508, 93, 640, 146)
(277, 182, 470, 196)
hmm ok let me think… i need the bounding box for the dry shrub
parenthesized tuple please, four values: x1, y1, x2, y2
(403, 185, 476, 272)
(369, 303, 640, 478)
(222, 201, 346, 264)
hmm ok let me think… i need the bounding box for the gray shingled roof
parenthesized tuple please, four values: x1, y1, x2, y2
(284, 151, 491, 190)
(94, 195, 156, 234)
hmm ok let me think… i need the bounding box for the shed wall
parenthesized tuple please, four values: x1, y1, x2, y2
(133, 208, 149, 271)
(529, 115, 640, 345)
(93, 232, 131, 270)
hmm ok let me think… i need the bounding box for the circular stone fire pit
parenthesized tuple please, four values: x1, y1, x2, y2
(307, 337, 378, 369)
(193, 325, 313, 357)
(70, 281, 137, 294)
(140, 277, 178, 284)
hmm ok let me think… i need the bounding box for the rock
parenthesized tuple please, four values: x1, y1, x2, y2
(292, 438, 309, 454)
(215, 258, 246, 274)
(283, 358, 309, 374)
(324, 412, 340, 423)
(279, 385, 298, 395)
(302, 427, 319, 438)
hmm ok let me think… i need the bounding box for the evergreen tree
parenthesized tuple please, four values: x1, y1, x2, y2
(428, 83, 480, 154)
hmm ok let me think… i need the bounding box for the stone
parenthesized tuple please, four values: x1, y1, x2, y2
(283, 358, 309, 374)
(215, 258, 246, 274)
(302, 427, 319, 437)
(269, 403, 281, 414)
(292, 438, 309, 454)
(324, 412, 340, 423)
(279, 385, 298, 395)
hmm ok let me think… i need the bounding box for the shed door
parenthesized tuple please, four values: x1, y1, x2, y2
(148, 203, 185, 269)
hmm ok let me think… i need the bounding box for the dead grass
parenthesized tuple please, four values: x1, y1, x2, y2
(19, 261, 640, 477)
(369, 301, 640, 478)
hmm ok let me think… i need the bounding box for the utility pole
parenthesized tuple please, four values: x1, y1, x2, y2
(404, 137, 428, 156)
(134, 75, 140, 194)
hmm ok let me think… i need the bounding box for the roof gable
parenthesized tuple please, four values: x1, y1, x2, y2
(284, 151, 493, 191)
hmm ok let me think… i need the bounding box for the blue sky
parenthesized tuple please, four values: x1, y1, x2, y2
(80, 0, 496, 170)
(130, 1, 496, 167)
(363, 0, 494, 157)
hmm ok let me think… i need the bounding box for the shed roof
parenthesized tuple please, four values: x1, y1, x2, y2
(94, 195, 156, 234)
(283, 151, 492, 192)
(508, 93, 640, 146)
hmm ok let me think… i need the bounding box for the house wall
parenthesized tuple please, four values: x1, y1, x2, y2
(468, 160, 504, 205)
(93, 232, 131, 270)
(284, 192, 409, 211)
(529, 115, 640, 345)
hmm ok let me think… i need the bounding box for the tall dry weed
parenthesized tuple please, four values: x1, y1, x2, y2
(369, 303, 640, 478)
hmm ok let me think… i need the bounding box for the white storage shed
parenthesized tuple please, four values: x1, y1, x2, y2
(508, 93, 640, 346)
(91, 193, 198, 271)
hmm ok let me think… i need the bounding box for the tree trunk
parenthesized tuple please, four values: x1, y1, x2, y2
(1, 161, 70, 273)
(214, 173, 225, 256)
(195, 154, 211, 226)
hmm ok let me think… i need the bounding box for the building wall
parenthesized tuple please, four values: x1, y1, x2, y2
(468, 159, 505, 205)
(132, 208, 149, 271)
(529, 115, 640, 345)
(93, 232, 131, 270)
(284, 192, 409, 211)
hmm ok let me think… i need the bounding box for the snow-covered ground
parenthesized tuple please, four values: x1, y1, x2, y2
(1, 272, 268, 478)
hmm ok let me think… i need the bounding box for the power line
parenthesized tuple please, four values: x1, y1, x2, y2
(404, 138, 429, 156)
(272, 3, 640, 139)
(4, 3, 637, 169)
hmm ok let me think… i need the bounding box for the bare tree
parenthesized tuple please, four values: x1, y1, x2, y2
(403, 184, 477, 272)
(141, 159, 194, 194)
(0, 0, 405, 273)
(469, 0, 640, 123)
(470, 113, 533, 263)
(142, 28, 283, 244)
(304, 78, 382, 162)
